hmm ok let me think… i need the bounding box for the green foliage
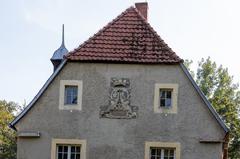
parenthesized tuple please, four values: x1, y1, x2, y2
(0, 100, 18, 159)
(196, 57, 218, 98)
(186, 57, 240, 159)
(183, 59, 195, 78)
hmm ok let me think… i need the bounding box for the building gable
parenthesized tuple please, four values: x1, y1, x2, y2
(10, 4, 228, 135)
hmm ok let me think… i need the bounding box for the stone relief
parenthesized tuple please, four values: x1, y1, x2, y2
(100, 78, 138, 119)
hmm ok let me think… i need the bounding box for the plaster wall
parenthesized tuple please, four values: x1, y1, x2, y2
(16, 62, 225, 159)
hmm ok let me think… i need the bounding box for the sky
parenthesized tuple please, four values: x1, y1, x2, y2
(1, 0, 240, 105)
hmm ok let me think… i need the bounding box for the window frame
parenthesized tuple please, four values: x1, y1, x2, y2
(51, 139, 86, 159)
(154, 84, 178, 114)
(145, 142, 180, 159)
(57, 145, 81, 159)
(59, 80, 83, 110)
(150, 147, 175, 159)
(159, 89, 173, 108)
(64, 85, 78, 105)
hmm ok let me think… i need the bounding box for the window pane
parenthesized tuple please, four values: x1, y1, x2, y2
(71, 154, 75, 159)
(157, 149, 161, 156)
(160, 90, 166, 98)
(166, 91, 172, 98)
(66, 96, 70, 104)
(164, 149, 169, 157)
(151, 148, 162, 159)
(57, 145, 81, 159)
(166, 98, 172, 107)
(151, 148, 156, 155)
(64, 146, 68, 153)
(63, 153, 68, 159)
(58, 146, 63, 152)
(150, 148, 175, 159)
(72, 97, 78, 104)
(170, 149, 174, 156)
(76, 154, 80, 159)
(160, 99, 165, 107)
(76, 146, 80, 153)
(160, 89, 172, 108)
(71, 146, 75, 153)
(58, 153, 63, 159)
(65, 86, 78, 105)
(73, 88, 77, 94)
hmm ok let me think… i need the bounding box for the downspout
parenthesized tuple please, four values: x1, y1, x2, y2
(223, 132, 230, 159)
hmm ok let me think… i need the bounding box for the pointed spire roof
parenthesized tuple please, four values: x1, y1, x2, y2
(51, 24, 68, 61)
(66, 7, 183, 63)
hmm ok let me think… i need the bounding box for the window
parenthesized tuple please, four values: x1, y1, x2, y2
(160, 89, 172, 107)
(150, 147, 175, 159)
(57, 145, 81, 159)
(64, 86, 78, 105)
(145, 142, 180, 159)
(59, 80, 83, 110)
(154, 84, 178, 114)
(51, 139, 86, 159)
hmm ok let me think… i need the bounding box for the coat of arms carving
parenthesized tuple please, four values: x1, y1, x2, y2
(100, 78, 138, 119)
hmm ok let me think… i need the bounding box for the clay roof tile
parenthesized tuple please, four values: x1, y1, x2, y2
(66, 6, 183, 64)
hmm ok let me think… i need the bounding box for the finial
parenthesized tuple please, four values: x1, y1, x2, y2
(62, 24, 65, 46)
(51, 24, 68, 72)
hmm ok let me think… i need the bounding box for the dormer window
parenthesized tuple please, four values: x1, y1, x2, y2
(59, 80, 83, 110)
(64, 86, 78, 105)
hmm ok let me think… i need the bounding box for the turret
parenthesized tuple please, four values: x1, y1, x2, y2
(50, 24, 68, 71)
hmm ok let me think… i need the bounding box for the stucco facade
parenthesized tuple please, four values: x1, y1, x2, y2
(15, 63, 226, 159)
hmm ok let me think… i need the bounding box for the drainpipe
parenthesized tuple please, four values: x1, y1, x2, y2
(223, 132, 230, 159)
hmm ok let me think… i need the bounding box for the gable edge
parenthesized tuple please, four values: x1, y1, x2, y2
(180, 63, 229, 133)
(9, 59, 67, 130)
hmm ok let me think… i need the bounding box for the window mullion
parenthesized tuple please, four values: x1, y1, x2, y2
(161, 149, 164, 159)
(174, 149, 176, 159)
(67, 146, 71, 159)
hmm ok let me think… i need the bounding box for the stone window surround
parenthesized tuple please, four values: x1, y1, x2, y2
(59, 80, 83, 110)
(153, 83, 178, 114)
(145, 142, 180, 159)
(51, 138, 86, 159)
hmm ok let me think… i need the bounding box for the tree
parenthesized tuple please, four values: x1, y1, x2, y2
(0, 100, 18, 159)
(185, 57, 240, 159)
(184, 59, 195, 78)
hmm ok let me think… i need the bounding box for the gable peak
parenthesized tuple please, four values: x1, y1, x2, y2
(66, 5, 182, 63)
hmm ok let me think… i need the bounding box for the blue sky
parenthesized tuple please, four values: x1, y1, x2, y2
(1, 0, 240, 105)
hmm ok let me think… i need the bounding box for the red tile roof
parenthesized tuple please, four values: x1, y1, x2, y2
(66, 6, 183, 64)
